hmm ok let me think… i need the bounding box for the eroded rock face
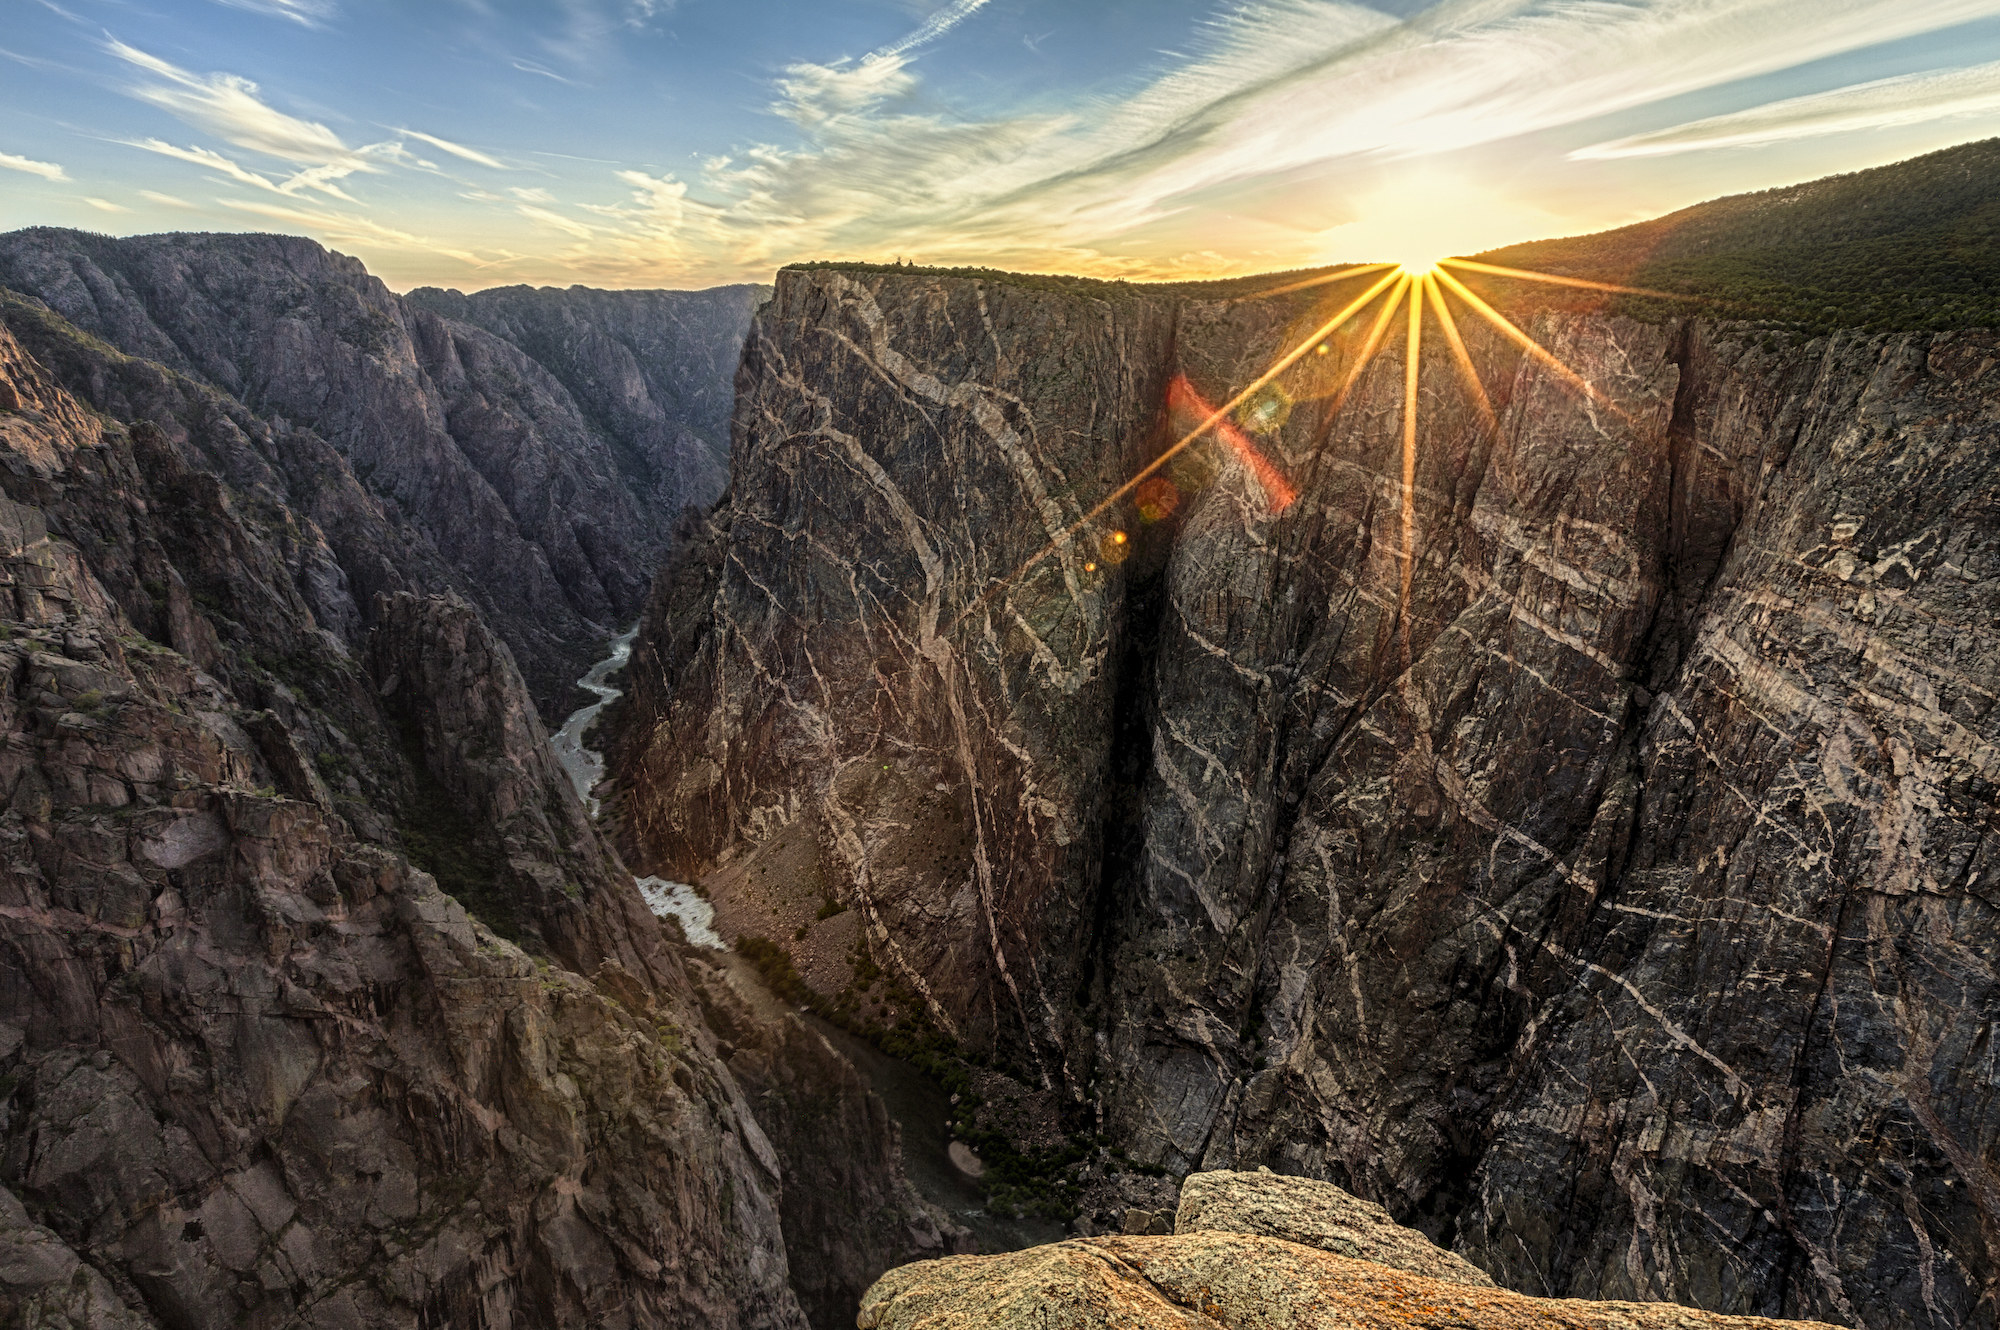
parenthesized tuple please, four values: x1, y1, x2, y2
(617, 266, 2000, 1329)
(1175, 1169, 1493, 1287)
(857, 1232, 1839, 1330)
(405, 282, 764, 527)
(0, 230, 755, 716)
(0, 282, 943, 1327)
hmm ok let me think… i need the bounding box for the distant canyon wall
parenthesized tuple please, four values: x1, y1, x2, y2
(616, 266, 2000, 1330)
(0, 228, 763, 716)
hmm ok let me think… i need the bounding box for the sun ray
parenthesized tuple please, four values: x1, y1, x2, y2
(1318, 273, 1411, 419)
(1424, 275, 1498, 436)
(1432, 266, 1625, 419)
(1400, 276, 1423, 666)
(1254, 261, 1399, 300)
(1439, 257, 1695, 302)
(948, 266, 1405, 633)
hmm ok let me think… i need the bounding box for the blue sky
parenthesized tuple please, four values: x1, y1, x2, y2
(7, 0, 2000, 290)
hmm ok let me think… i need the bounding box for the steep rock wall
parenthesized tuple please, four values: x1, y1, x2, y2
(617, 267, 2000, 1330)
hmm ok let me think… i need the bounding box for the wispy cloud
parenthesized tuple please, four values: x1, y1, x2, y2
(511, 58, 576, 85)
(873, 0, 994, 60)
(400, 129, 508, 170)
(126, 136, 360, 201)
(0, 151, 67, 181)
(108, 38, 384, 191)
(517, 202, 596, 238)
(139, 189, 196, 208)
(209, 0, 338, 27)
(1575, 58, 2000, 159)
(83, 196, 129, 213)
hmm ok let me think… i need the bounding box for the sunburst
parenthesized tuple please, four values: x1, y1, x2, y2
(949, 254, 1688, 637)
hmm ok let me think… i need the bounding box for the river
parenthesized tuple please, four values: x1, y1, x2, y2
(552, 626, 724, 949)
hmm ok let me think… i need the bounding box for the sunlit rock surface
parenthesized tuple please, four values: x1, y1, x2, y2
(1175, 1169, 1494, 1287)
(858, 1232, 1838, 1330)
(618, 264, 2000, 1329)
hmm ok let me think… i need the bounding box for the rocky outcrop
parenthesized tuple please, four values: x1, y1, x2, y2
(857, 1232, 1838, 1329)
(0, 230, 754, 717)
(1175, 1169, 1494, 1286)
(615, 261, 2000, 1329)
(0, 274, 948, 1326)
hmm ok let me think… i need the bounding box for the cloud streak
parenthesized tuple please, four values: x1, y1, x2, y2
(873, 0, 994, 60)
(209, 0, 338, 27)
(400, 129, 508, 170)
(0, 151, 67, 181)
(1575, 58, 2000, 159)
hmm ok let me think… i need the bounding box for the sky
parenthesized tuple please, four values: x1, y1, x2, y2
(6, 0, 2000, 291)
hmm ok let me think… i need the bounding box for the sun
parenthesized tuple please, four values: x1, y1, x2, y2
(1396, 256, 1441, 277)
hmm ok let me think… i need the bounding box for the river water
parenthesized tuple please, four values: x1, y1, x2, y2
(553, 627, 724, 949)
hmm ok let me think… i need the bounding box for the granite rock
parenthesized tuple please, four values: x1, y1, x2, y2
(856, 1232, 1840, 1330)
(617, 265, 2000, 1329)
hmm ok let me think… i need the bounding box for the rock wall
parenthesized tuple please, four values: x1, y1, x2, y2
(0, 279, 943, 1325)
(406, 282, 763, 527)
(0, 230, 757, 717)
(616, 266, 2000, 1330)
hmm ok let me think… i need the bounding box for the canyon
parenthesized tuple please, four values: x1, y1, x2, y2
(0, 137, 1994, 1330)
(0, 235, 954, 1329)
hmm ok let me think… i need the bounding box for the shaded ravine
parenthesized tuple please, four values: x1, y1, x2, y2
(557, 631, 1055, 1252)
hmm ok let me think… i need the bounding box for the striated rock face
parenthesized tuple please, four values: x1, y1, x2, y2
(0, 275, 945, 1325)
(617, 265, 2000, 1328)
(857, 1232, 1838, 1330)
(0, 229, 755, 716)
(1175, 1169, 1493, 1287)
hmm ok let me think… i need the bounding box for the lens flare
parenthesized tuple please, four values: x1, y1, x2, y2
(1169, 375, 1298, 514)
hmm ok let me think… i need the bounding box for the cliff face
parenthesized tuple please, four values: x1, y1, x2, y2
(616, 267, 2000, 1330)
(406, 282, 763, 527)
(0, 231, 755, 717)
(0, 280, 948, 1325)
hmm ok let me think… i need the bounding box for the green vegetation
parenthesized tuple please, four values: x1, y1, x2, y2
(1471, 138, 2000, 335)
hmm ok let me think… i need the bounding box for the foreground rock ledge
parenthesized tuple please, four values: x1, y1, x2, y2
(857, 1232, 1839, 1330)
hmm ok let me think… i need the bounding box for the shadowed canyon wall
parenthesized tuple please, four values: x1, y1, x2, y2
(617, 266, 2000, 1330)
(0, 249, 948, 1328)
